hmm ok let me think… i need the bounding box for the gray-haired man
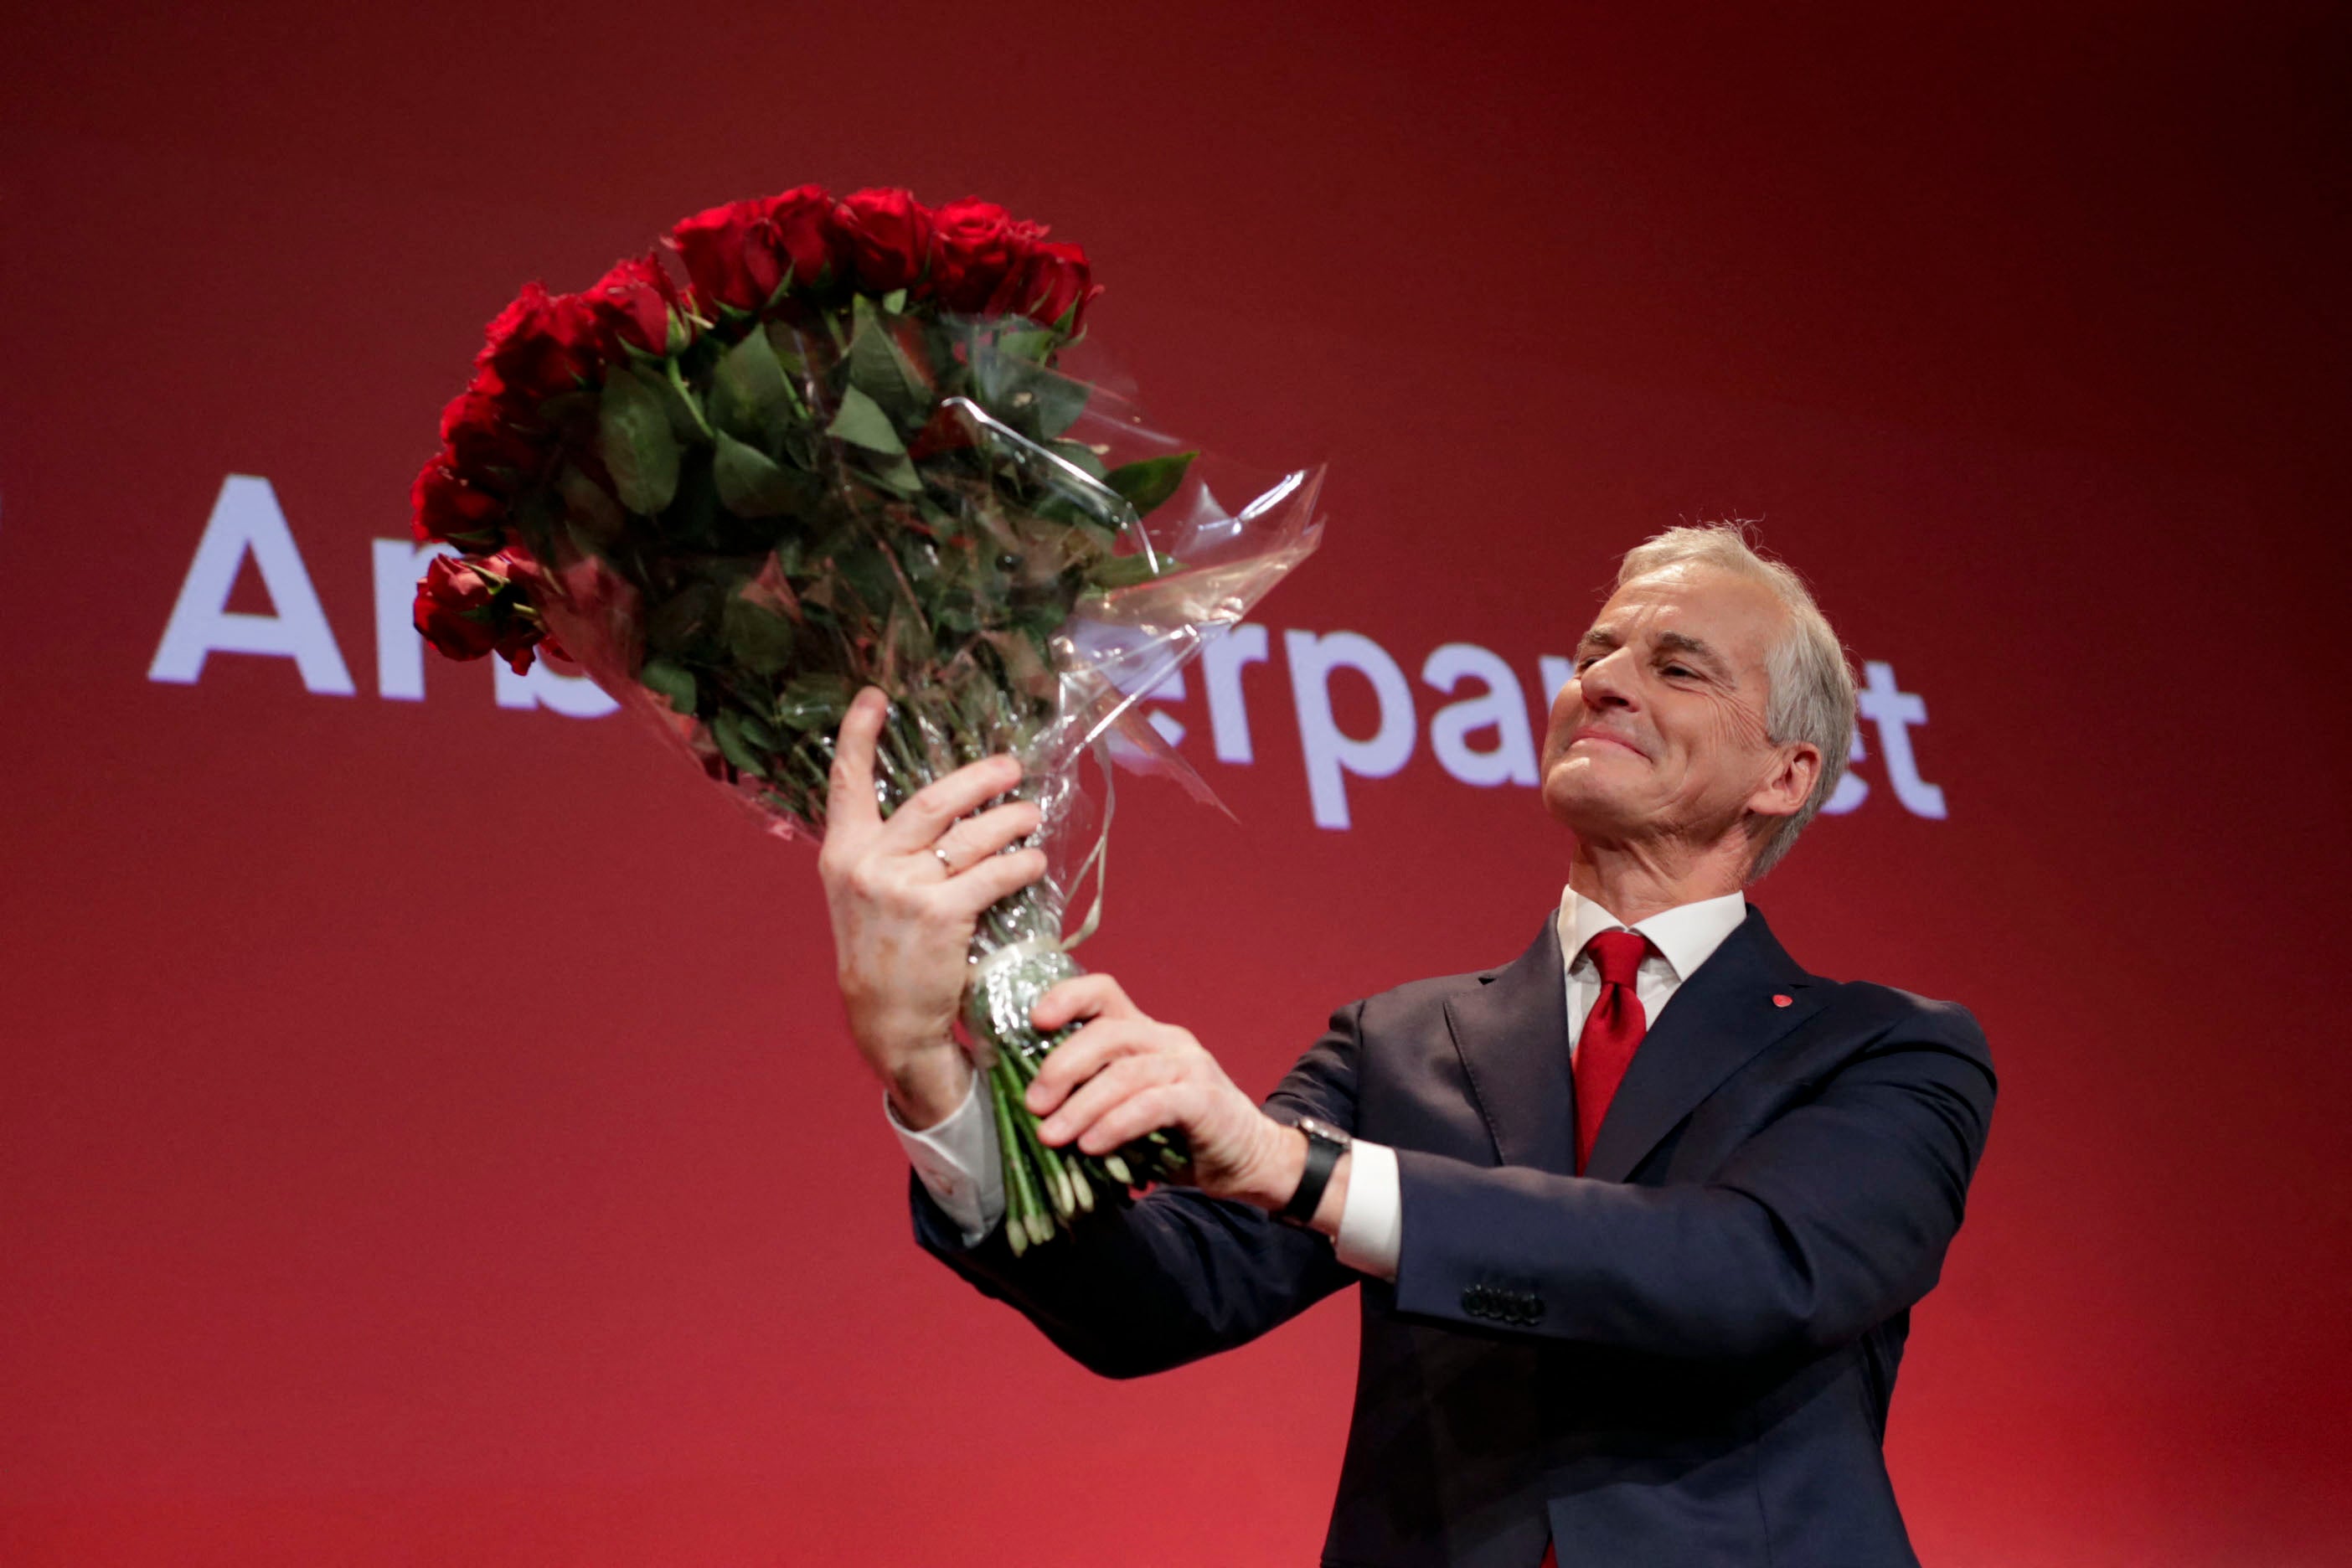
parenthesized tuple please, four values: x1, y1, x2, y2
(820, 525, 1994, 1566)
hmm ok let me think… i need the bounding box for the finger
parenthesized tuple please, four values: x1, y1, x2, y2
(879, 753, 1026, 851)
(932, 798, 1043, 871)
(1035, 1052, 1179, 1147)
(824, 687, 890, 836)
(1025, 1019, 1153, 1115)
(1073, 1081, 1192, 1157)
(935, 846, 1049, 917)
(1031, 974, 1138, 1033)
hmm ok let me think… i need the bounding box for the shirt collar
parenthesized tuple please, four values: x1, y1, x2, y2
(1557, 884, 1749, 983)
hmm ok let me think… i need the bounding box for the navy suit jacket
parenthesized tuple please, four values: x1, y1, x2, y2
(910, 904, 1996, 1566)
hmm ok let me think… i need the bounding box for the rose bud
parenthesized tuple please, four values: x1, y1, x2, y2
(411, 554, 502, 660)
(989, 240, 1098, 331)
(762, 183, 845, 298)
(585, 251, 681, 356)
(475, 282, 603, 410)
(932, 198, 1030, 313)
(673, 196, 789, 314)
(410, 457, 507, 549)
(833, 187, 934, 296)
(438, 389, 542, 492)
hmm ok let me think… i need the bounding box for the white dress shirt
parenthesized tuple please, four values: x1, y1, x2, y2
(887, 886, 1753, 1271)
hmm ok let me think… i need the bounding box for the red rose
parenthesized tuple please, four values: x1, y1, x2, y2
(585, 251, 680, 356)
(483, 549, 549, 673)
(988, 239, 1098, 330)
(475, 282, 603, 408)
(763, 184, 843, 295)
(412, 550, 547, 673)
(410, 457, 507, 549)
(833, 187, 934, 295)
(932, 198, 1047, 313)
(438, 386, 543, 492)
(413, 554, 502, 660)
(668, 185, 843, 315)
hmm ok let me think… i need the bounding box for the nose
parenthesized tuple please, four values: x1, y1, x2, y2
(1576, 648, 1637, 712)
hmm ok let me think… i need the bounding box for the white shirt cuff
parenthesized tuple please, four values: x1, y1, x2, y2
(884, 1070, 1004, 1247)
(1333, 1138, 1401, 1282)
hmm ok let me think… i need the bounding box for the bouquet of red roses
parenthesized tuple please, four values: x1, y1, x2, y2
(411, 185, 1321, 1251)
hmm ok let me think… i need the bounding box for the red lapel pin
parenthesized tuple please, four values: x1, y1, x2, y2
(1772, 993, 1792, 1008)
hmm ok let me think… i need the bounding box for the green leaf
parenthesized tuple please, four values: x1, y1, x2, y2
(711, 709, 770, 778)
(826, 384, 905, 454)
(557, 463, 625, 544)
(1088, 551, 1179, 591)
(646, 580, 721, 658)
(764, 322, 809, 378)
(709, 330, 796, 443)
(713, 430, 803, 518)
(858, 451, 926, 498)
(995, 328, 1056, 364)
(1028, 369, 1090, 439)
(599, 366, 680, 515)
(652, 359, 714, 442)
(776, 673, 855, 731)
(880, 287, 908, 313)
(1049, 439, 1110, 480)
(720, 595, 797, 676)
(847, 296, 930, 424)
(639, 657, 697, 715)
(1103, 451, 1197, 516)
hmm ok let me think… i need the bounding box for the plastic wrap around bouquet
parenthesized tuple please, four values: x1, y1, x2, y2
(410, 185, 1322, 1251)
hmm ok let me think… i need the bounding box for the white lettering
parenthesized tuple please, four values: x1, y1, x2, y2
(495, 652, 621, 718)
(149, 476, 355, 694)
(1106, 667, 1186, 763)
(1145, 667, 1186, 748)
(1199, 622, 1271, 764)
(1857, 661, 1946, 819)
(1284, 628, 1416, 830)
(372, 538, 454, 701)
(1821, 728, 1870, 815)
(1422, 642, 1538, 787)
(1538, 654, 1576, 707)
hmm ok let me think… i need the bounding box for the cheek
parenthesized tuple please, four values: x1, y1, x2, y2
(1709, 699, 1771, 749)
(1539, 682, 1586, 763)
(1691, 698, 1774, 786)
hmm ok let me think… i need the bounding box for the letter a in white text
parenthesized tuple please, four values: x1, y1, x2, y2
(149, 475, 355, 694)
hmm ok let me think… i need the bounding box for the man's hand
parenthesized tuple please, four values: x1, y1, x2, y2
(1025, 975, 1318, 1215)
(818, 686, 1048, 1129)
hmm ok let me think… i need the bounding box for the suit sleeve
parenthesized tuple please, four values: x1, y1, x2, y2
(1392, 996, 1996, 1359)
(905, 999, 1368, 1379)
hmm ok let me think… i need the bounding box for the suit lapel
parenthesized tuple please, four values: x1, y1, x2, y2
(1442, 912, 1577, 1173)
(1582, 904, 1827, 1184)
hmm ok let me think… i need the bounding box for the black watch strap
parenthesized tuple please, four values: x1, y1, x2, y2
(1277, 1118, 1350, 1229)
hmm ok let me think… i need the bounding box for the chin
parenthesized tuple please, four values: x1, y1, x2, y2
(1541, 770, 1632, 837)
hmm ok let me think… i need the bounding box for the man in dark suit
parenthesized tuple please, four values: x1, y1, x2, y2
(818, 525, 1995, 1566)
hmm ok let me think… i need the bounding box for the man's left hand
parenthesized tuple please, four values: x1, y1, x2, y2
(1026, 975, 1303, 1211)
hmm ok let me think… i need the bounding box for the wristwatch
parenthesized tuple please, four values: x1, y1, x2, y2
(1277, 1117, 1352, 1230)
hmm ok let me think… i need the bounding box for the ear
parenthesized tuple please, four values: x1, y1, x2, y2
(1745, 740, 1822, 824)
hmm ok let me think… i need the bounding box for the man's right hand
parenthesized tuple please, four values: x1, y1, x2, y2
(817, 686, 1049, 1130)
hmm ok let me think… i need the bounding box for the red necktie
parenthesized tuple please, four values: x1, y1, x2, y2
(1572, 929, 1650, 1175)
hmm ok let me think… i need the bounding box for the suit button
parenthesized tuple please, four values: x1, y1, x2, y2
(1462, 1286, 1488, 1318)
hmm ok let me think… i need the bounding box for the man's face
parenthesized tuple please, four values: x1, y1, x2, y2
(1540, 562, 1811, 851)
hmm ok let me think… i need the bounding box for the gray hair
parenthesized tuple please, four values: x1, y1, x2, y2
(1614, 524, 1855, 879)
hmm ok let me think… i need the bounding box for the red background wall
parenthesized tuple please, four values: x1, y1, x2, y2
(4, 3, 2347, 1562)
